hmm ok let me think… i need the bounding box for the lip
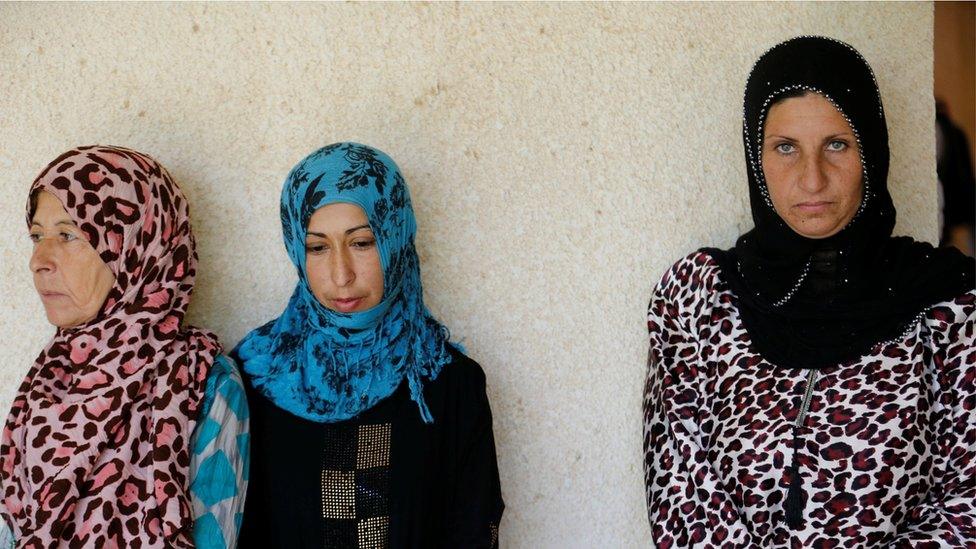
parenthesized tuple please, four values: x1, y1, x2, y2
(38, 291, 67, 300)
(794, 201, 833, 213)
(329, 297, 365, 313)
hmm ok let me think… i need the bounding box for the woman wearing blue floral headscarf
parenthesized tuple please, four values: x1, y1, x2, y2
(234, 143, 503, 548)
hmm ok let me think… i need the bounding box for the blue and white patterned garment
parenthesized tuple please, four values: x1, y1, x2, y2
(0, 354, 249, 549)
(190, 354, 250, 549)
(0, 514, 8, 548)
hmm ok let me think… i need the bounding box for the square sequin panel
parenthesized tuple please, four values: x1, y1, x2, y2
(321, 423, 392, 548)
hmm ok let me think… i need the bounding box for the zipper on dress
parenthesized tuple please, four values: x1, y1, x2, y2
(784, 368, 818, 530)
(795, 369, 819, 428)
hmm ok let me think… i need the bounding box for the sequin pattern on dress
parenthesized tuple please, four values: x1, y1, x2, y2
(321, 423, 392, 548)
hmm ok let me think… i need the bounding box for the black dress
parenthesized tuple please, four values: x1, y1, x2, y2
(238, 348, 504, 548)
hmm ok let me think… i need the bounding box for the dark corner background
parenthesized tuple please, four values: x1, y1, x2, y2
(934, 1, 976, 257)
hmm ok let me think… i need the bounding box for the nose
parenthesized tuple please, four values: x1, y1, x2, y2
(330, 247, 355, 287)
(797, 151, 829, 194)
(30, 239, 56, 275)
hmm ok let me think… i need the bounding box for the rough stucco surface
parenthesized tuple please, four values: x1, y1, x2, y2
(0, 3, 935, 547)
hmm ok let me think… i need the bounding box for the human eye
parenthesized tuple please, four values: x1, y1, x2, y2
(774, 142, 796, 155)
(826, 139, 849, 152)
(59, 232, 77, 243)
(351, 238, 376, 250)
(305, 242, 329, 254)
(28, 232, 41, 244)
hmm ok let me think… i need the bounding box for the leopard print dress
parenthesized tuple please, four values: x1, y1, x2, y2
(643, 252, 975, 548)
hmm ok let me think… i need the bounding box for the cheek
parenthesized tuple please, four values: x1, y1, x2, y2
(839, 165, 864, 205)
(831, 146, 863, 191)
(305, 257, 330, 297)
(762, 159, 793, 207)
(364, 253, 384, 299)
(63, 253, 113, 310)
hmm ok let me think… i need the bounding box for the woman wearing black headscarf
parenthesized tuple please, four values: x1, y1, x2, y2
(643, 36, 975, 547)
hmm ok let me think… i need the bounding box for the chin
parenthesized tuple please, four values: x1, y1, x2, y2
(44, 310, 84, 329)
(787, 216, 845, 240)
(794, 225, 844, 239)
(46, 316, 71, 329)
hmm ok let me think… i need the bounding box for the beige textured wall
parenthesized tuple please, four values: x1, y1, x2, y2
(0, 3, 935, 547)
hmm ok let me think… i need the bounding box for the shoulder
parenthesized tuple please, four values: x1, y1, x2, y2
(916, 291, 976, 412)
(926, 290, 976, 325)
(198, 354, 249, 425)
(651, 250, 724, 308)
(924, 290, 976, 354)
(422, 346, 496, 428)
(435, 346, 489, 393)
(206, 355, 245, 398)
(422, 346, 491, 412)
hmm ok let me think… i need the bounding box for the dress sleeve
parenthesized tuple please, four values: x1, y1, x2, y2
(189, 354, 250, 549)
(643, 253, 756, 547)
(890, 292, 975, 548)
(447, 359, 504, 549)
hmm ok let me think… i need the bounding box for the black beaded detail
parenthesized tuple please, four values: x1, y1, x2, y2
(738, 256, 811, 307)
(875, 311, 926, 349)
(320, 423, 392, 548)
(771, 257, 812, 307)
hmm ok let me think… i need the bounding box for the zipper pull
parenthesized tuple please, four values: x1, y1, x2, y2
(785, 369, 818, 530)
(784, 449, 806, 529)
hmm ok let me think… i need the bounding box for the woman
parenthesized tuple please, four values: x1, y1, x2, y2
(0, 146, 248, 548)
(643, 37, 975, 547)
(234, 142, 503, 547)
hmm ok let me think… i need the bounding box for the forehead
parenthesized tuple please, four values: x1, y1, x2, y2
(31, 190, 73, 223)
(765, 93, 851, 132)
(306, 202, 370, 233)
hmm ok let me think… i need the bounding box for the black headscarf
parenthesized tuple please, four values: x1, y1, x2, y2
(704, 36, 975, 369)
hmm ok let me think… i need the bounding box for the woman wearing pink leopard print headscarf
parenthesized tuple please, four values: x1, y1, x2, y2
(0, 146, 248, 549)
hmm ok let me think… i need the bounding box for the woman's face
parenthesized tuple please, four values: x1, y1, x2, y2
(29, 191, 115, 328)
(762, 92, 864, 239)
(305, 202, 384, 313)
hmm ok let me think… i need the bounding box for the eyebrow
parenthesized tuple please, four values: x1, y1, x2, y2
(764, 132, 854, 142)
(306, 224, 372, 238)
(30, 219, 76, 228)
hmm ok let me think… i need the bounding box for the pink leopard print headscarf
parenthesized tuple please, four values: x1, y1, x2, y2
(0, 146, 219, 548)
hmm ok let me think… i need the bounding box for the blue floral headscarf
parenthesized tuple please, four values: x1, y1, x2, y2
(234, 142, 453, 423)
